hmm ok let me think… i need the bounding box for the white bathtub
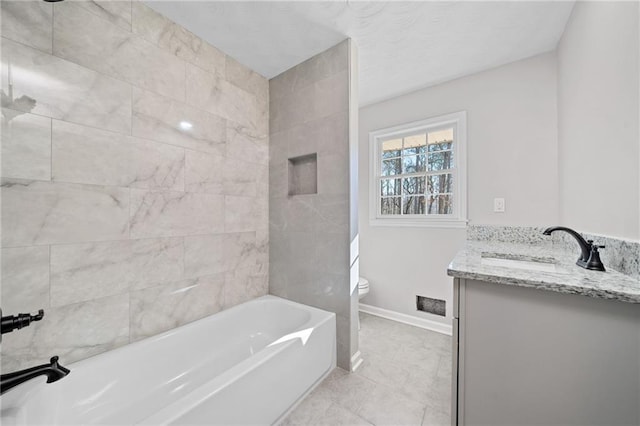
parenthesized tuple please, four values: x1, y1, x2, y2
(0, 295, 336, 425)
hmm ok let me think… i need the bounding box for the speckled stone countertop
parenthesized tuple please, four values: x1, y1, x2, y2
(448, 240, 640, 304)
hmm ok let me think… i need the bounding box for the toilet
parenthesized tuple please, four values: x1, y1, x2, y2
(358, 277, 370, 300)
(357, 277, 370, 331)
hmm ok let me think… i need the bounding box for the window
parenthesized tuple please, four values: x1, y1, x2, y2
(369, 111, 467, 227)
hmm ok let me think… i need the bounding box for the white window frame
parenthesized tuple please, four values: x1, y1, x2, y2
(369, 111, 467, 228)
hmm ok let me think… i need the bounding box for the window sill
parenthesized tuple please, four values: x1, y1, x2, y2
(369, 218, 468, 229)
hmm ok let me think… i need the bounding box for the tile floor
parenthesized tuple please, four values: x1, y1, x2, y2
(281, 312, 452, 426)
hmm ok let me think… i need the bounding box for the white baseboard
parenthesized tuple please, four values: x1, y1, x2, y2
(359, 303, 452, 336)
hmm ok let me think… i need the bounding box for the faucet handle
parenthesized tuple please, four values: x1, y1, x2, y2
(586, 244, 606, 271)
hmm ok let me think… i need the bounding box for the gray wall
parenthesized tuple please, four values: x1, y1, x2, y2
(1, 1, 269, 371)
(269, 40, 358, 370)
(557, 1, 639, 240)
(358, 53, 558, 325)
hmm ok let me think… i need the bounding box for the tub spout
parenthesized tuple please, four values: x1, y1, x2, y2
(0, 356, 70, 395)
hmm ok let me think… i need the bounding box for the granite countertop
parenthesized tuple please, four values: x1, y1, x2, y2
(448, 240, 640, 304)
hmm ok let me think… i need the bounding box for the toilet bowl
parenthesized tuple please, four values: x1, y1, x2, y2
(357, 277, 370, 331)
(358, 277, 370, 300)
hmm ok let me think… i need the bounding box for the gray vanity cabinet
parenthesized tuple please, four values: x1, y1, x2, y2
(452, 278, 640, 426)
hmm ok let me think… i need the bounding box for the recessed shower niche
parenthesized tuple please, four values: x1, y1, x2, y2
(288, 153, 318, 196)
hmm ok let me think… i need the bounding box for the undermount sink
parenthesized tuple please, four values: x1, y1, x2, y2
(481, 256, 558, 273)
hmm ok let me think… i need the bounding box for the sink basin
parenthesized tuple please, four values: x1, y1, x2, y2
(481, 256, 558, 273)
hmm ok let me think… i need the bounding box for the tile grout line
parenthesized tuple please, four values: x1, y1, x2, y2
(1, 101, 268, 170)
(1, 229, 263, 251)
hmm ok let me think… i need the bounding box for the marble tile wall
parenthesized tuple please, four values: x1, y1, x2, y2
(0, 0, 269, 371)
(269, 40, 357, 370)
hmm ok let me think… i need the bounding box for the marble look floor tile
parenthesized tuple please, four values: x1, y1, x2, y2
(129, 189, 224, 238)
(52, 120, 185, 190)
(282, 314, 452, 426)
(183, 234, 225, 278)
(280, 391, 333, 426)
(310, 402, 373, 426)
(1, 246, 50, 313)
(186, 64, 259, 131)
(131, 2, 225, 76)
(130, 274, 224, 341)
(1, 0, 53, 53)
(394, 342, 443, 373)
(225, 195, 258, 232)
(355, 352, 413, 390)
(184, 150, 225, 194)
(1, 179, 130, 247)
(50, 238, 183, 307)
(132, 88, 226, 156)
(76, 0, 132, 31)
(436, 353, 453, 380)
(421, 405, 451, 426)
(54, 2, 185, 101)
(422, 329, 454, 356)
(1, 293, 129, 371)
(398, 366, 445, 406)
(311, 368, 377, 412)
(226, 121, 268, 165)
(358, 330, 403, 360)
(356, 383, 427, 426)
(1, 109, 51, 181)
(282, 389, 373, 426)
(1, 38, 131, 134)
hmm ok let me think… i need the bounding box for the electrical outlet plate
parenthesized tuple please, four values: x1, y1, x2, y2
(494, 198, 505, 212)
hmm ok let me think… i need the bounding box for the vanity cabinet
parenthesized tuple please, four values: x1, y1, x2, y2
(452, 278, 640, 426)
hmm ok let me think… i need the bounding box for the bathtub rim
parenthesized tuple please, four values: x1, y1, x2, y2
(1, 295, 337, 426)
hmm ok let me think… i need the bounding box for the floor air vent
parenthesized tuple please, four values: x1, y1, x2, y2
(416, 295, 446, 316)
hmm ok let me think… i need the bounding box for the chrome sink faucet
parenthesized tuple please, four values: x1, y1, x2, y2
(542, 226, 606, 271)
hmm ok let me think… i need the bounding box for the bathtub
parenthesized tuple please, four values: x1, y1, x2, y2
(0, 295, 336, 425)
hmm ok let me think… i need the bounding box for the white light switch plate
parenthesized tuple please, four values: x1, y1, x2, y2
(494, 198, 505, 213)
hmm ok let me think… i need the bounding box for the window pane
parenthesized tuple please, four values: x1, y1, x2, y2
(428, 151, 454, 171)
(427, 194, 453, 215)
(428, 128, 453, 145)
(403, 176, 425, 195)
(402, 155, 426, 173)
(403, 196, 426, 214)
(381, 197, 401, 215)
(382, 158, 401, 176)
(402, 134, 426, 155)
(381, 178, 401, 196)
(382, 139, 402, 158)
(427, 174, 453, 194)
(428, 141, 452, 152)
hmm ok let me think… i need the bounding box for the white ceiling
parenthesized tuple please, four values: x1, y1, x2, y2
(145, 1, 575, 106)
